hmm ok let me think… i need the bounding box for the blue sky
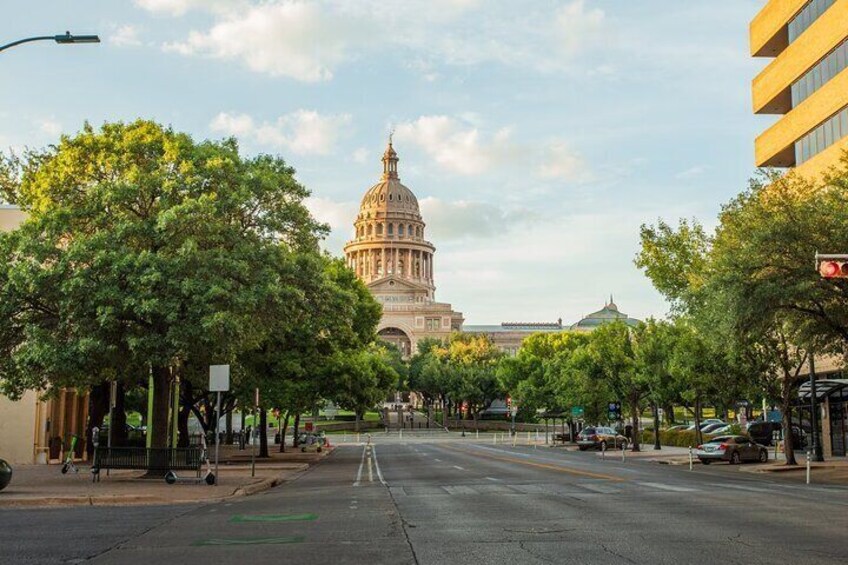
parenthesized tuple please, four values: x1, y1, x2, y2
(2, 0, 770, 324)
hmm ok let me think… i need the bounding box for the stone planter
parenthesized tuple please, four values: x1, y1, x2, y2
(0, 459, 12, 491)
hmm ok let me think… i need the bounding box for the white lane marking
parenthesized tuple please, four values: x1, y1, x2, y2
(367, 454, 374, 483)
(707, 483, 769, 493)
(353, 445, 368, 487)
(485, 477, 500, 482)
(372, 445, 387, 486)
(453, 465, 465, 471)
(638, 482, 697, 492)
(579, 483, 620, 494)
(434, 458, 442, 462)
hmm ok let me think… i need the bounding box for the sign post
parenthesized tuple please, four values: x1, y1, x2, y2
(209, 365, 230, 486)
(252, 387, 259, 478)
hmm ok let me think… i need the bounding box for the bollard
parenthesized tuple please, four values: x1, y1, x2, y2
(476, 429, 479, 440)
(512, 433, 517, 447)
(621, 443, 626, 462)
(493, 433, 496, 445)
(688, 446, 693, 471)
(343, 432, 347, 443)
(806, 451, 811, 485)
(357, 433, 361, 444)
(602, 441, 606, 460)
(399, 428, 402, 440)
(527, 431, 531, 445)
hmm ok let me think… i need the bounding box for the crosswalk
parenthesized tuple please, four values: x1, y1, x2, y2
(388, 480, 709, 497)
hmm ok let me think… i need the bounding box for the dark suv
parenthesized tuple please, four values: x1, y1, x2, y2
(747, 421, 806, 449)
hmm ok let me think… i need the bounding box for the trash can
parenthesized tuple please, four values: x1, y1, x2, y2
(0, 459, 12, 491)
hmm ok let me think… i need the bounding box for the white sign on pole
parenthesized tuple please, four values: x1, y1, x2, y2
(209, 365, 230, 392)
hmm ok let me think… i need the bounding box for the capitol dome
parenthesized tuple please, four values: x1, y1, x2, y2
(344, 140, 436, 294)
(570, 297, 641, 332)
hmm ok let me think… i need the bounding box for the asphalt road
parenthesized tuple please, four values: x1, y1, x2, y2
(3, 435, 848, 564)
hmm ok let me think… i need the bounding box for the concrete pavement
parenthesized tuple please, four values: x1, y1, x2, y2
(2, 435, 848, 564)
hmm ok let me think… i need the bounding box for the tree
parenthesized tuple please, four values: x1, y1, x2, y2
(0, 121, 326, 461)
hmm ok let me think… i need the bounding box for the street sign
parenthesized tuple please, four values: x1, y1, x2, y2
(209, 365, 230, 392)
(571, 406, 584, 418)
(305, 422, 314, 432)
(608, 402, 622, 420)
(510, 405, 518, 417)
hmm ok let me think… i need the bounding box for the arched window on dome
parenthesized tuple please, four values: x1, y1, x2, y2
(408, 224, 414, 238)
(367, 224, 373, 237)
(389, 193, 393, 201)
(398, 224, 405, 237)
(387, 223, 394, 236)
(414, 260, 421, 277)
(380, 193, 385, 202)
(416, 226, 422, 237)
(376, 260, 383, 276)
(377, 223, 383, 235)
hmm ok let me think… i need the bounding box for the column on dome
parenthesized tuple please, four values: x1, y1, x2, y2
(381, 248, 386, 277)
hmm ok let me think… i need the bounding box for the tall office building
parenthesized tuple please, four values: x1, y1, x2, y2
(751, 0, 848, 178)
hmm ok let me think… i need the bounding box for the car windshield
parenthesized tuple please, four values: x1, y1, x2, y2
(708, 436, 734, 443)
(582, 428, 596, 434)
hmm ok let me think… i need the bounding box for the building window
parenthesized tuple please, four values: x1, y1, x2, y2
(398, 260, 404, 275)
(791, 39, 848, 107)
(398, 224, 405, 237)
(377, 260, 383, 275)
(367, 224, 373, 236)
(388, 223, 394, 236)
(788, 0, 836, 43)
(408, 224, 414, 238)
(377, 223, 383, 235)
(795, 105, 848, 165)
(426, 318, 440, 331)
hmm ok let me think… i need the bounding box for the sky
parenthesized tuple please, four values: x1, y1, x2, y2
(1, 0, 772, 325)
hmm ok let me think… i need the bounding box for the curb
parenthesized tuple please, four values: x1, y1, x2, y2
(0, 465, 311, 509)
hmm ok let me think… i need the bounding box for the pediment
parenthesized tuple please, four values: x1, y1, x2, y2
(368, 275, 429, 293)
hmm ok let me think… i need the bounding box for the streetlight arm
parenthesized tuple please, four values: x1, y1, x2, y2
(0, 32, 100, 53)
(0, 36, 55, 53)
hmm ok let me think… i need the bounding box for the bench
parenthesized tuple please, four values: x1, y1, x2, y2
(92, 447, 203, 482)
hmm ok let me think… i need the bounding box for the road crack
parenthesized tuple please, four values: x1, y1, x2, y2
(600, 542, 640, 564)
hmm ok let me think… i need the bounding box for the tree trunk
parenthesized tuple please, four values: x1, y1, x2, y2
(294, 413, 302, 446)
(630, 396, 641, 452)
(279, 411, 290, 453)
(150, 366, 171, 449)
(113, 383, 128, 446)
(177, 401, 190, 448)
(225, 410, 233, 445)
(259, 408, 269, 458)
(663, 403, 676, 425)
(353, 411, 360, 433)
(782, 380, 797, 465)
(85, 382, 109, 459)
(653, 403, 661, 450)
(694, 396, 703, 447)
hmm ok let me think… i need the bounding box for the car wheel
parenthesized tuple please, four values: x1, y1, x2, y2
(701, 459, 711, 465)
(730, 451, 740, 465)
(600, 441, 607, 451)
(759, 450, 768, 463)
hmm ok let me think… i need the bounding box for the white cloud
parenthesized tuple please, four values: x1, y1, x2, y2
(134, 0, 237, 16)
(539, 142, 591, 182)
(36, 118, 62, 137)
(110, 25, 142, 47)
(351, 147, 369, 164)
(395, 116, 521, 176)
(210, 110, 352, 155)
(555, 0, 606, 57)
(305, 196, 358, 232)
(419, 197, 540, 240)
(676, 166, 706, 180)
(164, 2, 366, 82)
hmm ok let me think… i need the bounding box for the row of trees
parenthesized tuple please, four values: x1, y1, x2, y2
(636, 164, 848, 464)
(0, 120, 397, 459)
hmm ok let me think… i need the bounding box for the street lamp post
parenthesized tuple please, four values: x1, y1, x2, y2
(0, 32, 100, 53)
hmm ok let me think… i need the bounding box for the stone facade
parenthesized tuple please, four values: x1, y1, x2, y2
(344, 142, 463, 357)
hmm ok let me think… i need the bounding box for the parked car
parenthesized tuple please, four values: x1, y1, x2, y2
(746, 421, 806, 449)
(665, 425, 689, 432)
(695, 435, 769, 465)
(700, 423, 728, 435)
(685, 419, 725, 431)
(710, 424, 734, 435)
(577, 427, 628, 451)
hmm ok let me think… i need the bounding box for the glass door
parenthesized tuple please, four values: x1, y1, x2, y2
(830, 401, 846, 457)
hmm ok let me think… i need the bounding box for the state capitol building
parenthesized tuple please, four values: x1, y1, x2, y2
(344, 141, 640, 357)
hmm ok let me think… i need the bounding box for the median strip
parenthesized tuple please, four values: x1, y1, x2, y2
(193, 536, 305, 546)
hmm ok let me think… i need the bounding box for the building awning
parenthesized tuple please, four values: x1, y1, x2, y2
(798, 379, 848, 401)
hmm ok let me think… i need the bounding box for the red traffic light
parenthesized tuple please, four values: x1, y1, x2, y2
(819, 260, 848, 278)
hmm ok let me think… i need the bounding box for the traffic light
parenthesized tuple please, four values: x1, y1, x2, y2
(816, 253, 848, 279)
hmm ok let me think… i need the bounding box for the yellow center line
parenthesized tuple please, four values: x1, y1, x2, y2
(438, 444, 625, 482)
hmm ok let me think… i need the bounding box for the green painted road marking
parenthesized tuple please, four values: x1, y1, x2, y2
(194, 536, 305, 546)
(230, 513, 318, 523)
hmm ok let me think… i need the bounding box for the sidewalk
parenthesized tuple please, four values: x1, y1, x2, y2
(0, 445, 332, 508)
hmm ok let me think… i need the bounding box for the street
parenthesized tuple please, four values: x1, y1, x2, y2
(2, 434, 847, 564)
